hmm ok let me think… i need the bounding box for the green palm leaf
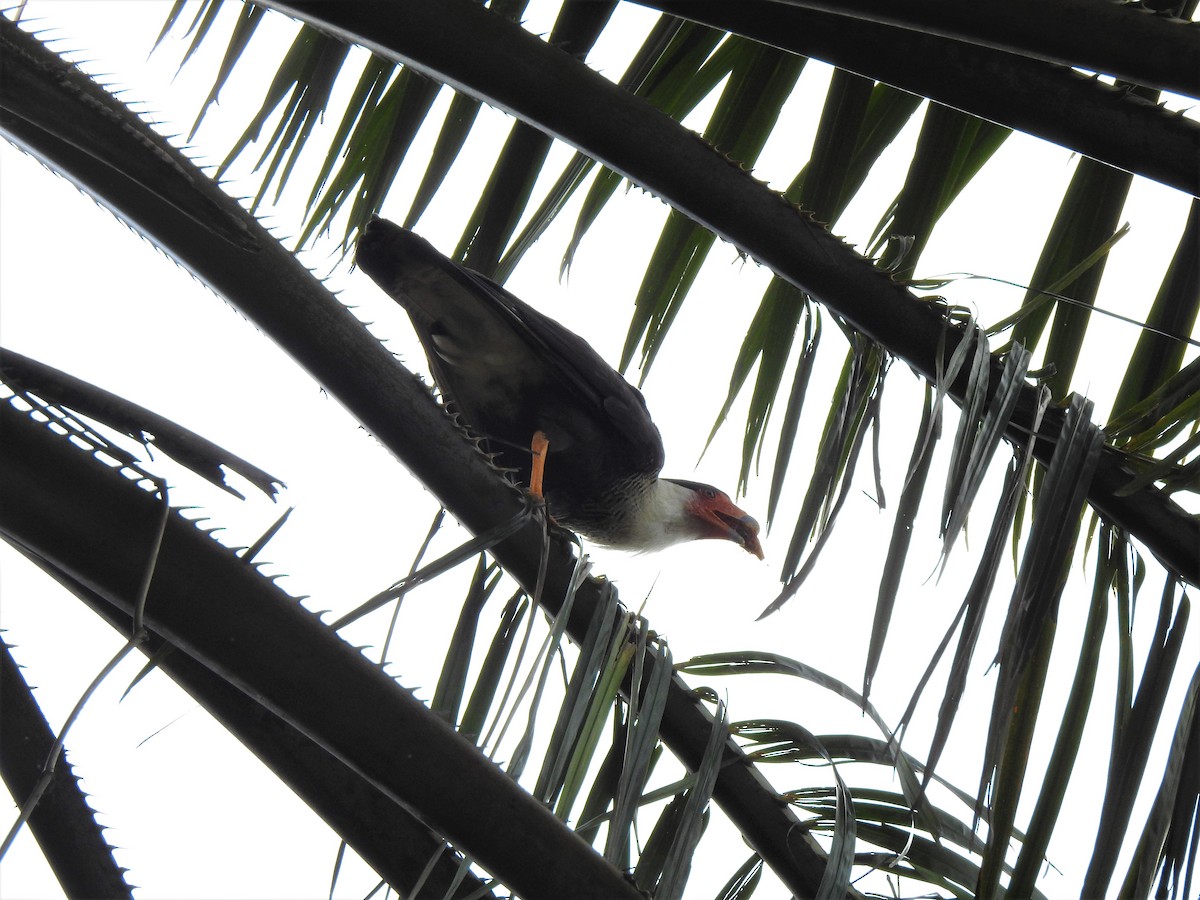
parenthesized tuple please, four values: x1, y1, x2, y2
(5, 0, 1199, 895)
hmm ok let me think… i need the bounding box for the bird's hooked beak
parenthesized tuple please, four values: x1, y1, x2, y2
(690, 488, 764, 559)
(716, 509, 765, 560)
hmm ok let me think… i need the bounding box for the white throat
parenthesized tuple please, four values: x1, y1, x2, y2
(611, 479, 705, 553)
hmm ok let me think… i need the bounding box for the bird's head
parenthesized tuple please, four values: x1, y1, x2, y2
(664, 479, 764, 559)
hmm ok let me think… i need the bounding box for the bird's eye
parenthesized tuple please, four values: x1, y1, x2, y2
(703, 488, 717, 499)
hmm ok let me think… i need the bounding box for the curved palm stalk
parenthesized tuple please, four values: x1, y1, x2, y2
(0, 641, 132, 899)
(158, 1, 1195, 589)
(4, 6, 1197, 895)
(639, 0, 1200, 198)
(774, 0, 1200, 98)
(0, 349, 283, 500)
(156, 0, 1196, 525)
(215, 4, 1200, 892)
(179, 0, 1199, 287)
(0, 399, 637, 900)
(0, 18, 843, 896)
(255, 0, 1199, 586)
(7, 542, 501, 900)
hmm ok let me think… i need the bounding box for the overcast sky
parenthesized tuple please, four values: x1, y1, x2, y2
(2, 3, 1196, 898)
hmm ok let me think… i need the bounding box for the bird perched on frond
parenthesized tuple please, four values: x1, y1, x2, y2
(356, 217, 762, 559)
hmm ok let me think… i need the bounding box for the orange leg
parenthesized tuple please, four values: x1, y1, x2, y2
(529, 430, 549, 499)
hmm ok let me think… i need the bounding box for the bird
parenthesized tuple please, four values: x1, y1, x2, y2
(355, 217, 763, 559)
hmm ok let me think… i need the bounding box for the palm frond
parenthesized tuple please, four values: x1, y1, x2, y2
(864, 383, 939, 703)
(0, 20, 840, 893)
(1110, 199, 1200, 418)
(641, 1, 1200, 195)
(1007, 523, 1126, 895)
(1118, 658, 1199, 900)
(1083, 579, 1192, 896)
(0, 349, 283, 500)
(0, 641, 133, 898)
(6, 1, 1199, 895)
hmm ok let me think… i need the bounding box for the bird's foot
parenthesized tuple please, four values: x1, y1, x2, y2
(529, 430, 549, 499)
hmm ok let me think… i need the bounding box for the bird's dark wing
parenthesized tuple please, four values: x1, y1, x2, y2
(355, 218, 664, 478)
(458, 267, 664, 465)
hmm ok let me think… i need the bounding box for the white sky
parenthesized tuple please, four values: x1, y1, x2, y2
(1, 3, 1196, 898)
